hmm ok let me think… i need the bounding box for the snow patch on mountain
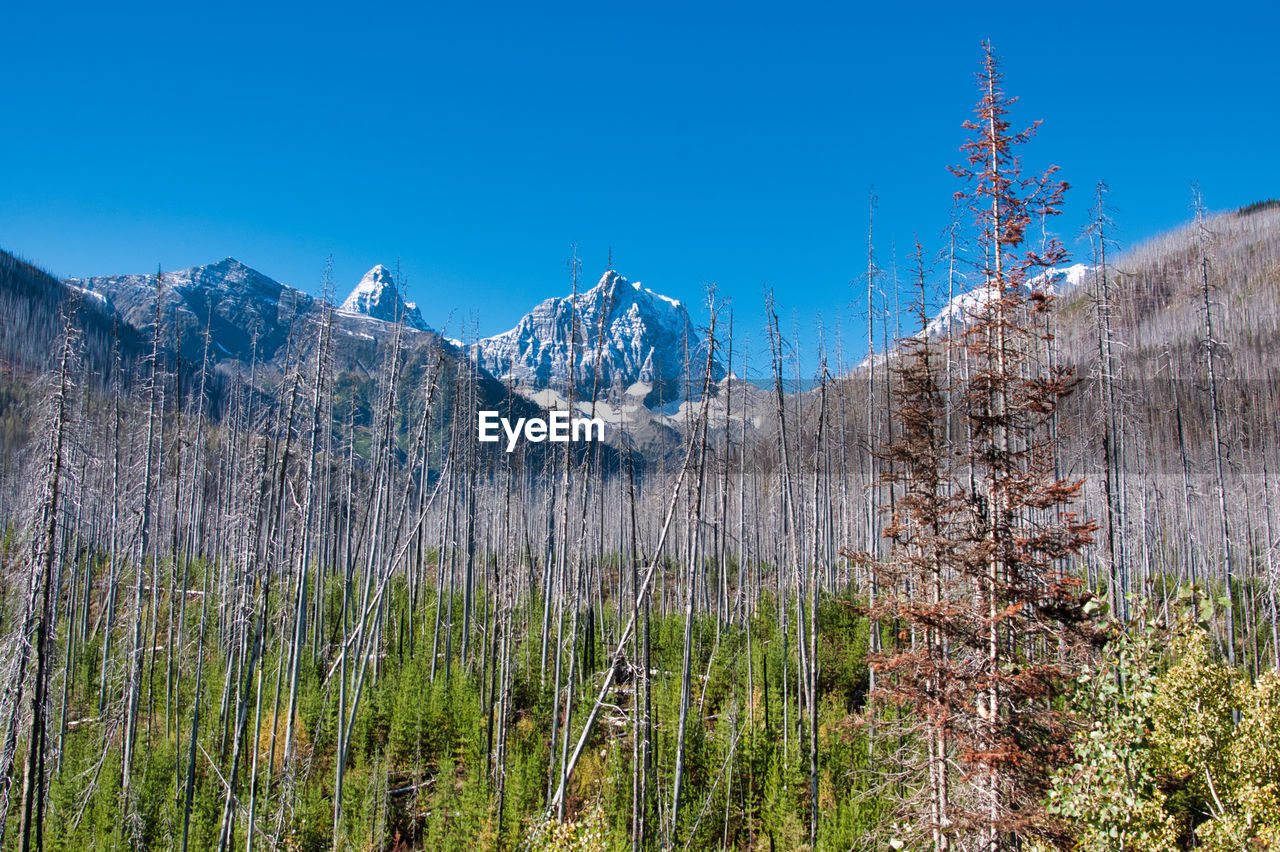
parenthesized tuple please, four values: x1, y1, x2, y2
(859, 264, 1093, 369)
(922, 263, 1091, 339)
(65, 281, 114, 313)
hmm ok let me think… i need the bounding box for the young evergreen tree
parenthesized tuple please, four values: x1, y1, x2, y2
(954, 42, 1098, 849)
(867, 43, 1099, 851)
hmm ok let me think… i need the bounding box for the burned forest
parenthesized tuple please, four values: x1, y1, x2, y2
(2, 44, 1280, 852)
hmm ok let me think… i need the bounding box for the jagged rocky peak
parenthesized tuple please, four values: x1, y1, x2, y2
(474, 268, 724, 409)
(340, 264, 428, 330)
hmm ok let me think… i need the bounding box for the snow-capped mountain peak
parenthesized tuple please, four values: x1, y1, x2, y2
(339, 265, 428, 330)
(474, 269, 723, 409)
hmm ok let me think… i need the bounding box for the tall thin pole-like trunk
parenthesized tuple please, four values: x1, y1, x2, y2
(1196, 189, 1238, 667)
(123, 268, 166, 810)
(672, 298, 716, 842)
(14, 319, 77, 852)
(1092, 182, 1128, 620)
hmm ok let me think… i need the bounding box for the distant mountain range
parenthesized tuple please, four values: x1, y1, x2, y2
(66, 259, 726, 417)
(5, 202, 1279, 469)
(49, 252, 1114, 453)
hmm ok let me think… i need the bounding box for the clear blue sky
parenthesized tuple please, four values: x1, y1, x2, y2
(3, 0, 1277, 373)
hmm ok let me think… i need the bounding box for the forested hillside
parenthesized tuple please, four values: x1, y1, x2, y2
(1, 45, 1278, 852)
